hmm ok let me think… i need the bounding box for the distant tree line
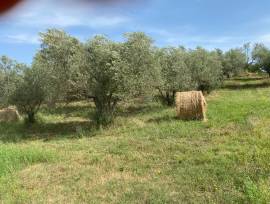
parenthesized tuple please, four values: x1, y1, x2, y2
(1, 29, 266, 125)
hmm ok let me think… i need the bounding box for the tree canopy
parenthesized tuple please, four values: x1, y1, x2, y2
(1, 29, 267, 124)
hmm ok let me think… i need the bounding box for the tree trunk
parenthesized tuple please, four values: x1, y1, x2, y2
(165, 91, 174, 106)
(93, 96, 116, 126)
(27, 112, 35, 124)
(166, 92, 170, 106)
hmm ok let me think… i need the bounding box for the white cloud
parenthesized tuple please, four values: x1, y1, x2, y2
(0, 0, 131, 45)
(5, 0, 130, 29)
(165, 36, 232, 44)
(2, 34, 39, 44)
(15, 12, 129, 28)
(256, 34, 270, 44)
(3, 0, 270, 50)
(143, 26, 235, 48)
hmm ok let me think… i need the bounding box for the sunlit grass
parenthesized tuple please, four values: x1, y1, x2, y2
(0, 145, 55, 177)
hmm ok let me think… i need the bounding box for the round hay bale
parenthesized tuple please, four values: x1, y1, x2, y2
(0, 107, 20, 122)
(175, 91, 207, 121)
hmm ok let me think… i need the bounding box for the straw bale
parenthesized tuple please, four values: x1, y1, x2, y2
(0, 107, 20, 122)
(175, 91, 207, 121)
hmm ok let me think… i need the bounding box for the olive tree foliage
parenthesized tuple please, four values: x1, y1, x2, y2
(187, 47, 223, 93)
(155, 47, 194, 106)
(84, 36, 130, 125)
(9, 67, 46, 123)
(252, 43, 270, 76)
(0, 56, 25, 107)
(84, 33, 156, 126)
(121, 32, 157, 96)
(35, 29, 85, 104)
(222, 48, 246, 78)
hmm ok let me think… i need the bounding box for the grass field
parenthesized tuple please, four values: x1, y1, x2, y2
(0, 76, 270, 203)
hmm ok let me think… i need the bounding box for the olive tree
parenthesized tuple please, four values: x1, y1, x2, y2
(9, 67, 45, 123)
(222, 48, 246, 78)
(155, 47, 194, 106)
(252, 43, 270, 76)
(121, 32, 157, 96)
(0, 56, 25, 107)
(84, 32, 156, 126)
(37, 29, 84, 104)
(84, 36, 129, 125)
(187, 47, 223, 93)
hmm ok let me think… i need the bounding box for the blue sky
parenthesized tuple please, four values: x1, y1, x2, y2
(1, 0, 270, 64)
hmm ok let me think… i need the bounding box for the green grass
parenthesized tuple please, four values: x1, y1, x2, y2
(0, 145, 55, 177)
(0, 144, 57, 202)
(0, 76, 270, 203)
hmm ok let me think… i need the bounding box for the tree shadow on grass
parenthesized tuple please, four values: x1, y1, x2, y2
(231, 77, 265, 82)
(0, 120, 96, 143)
(41, 103, 94, 119)
(222, 81, 270, 90)
(146, 115, 207, 124)
(146, 115, 178, 123)
(117, 103, 167, 118)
